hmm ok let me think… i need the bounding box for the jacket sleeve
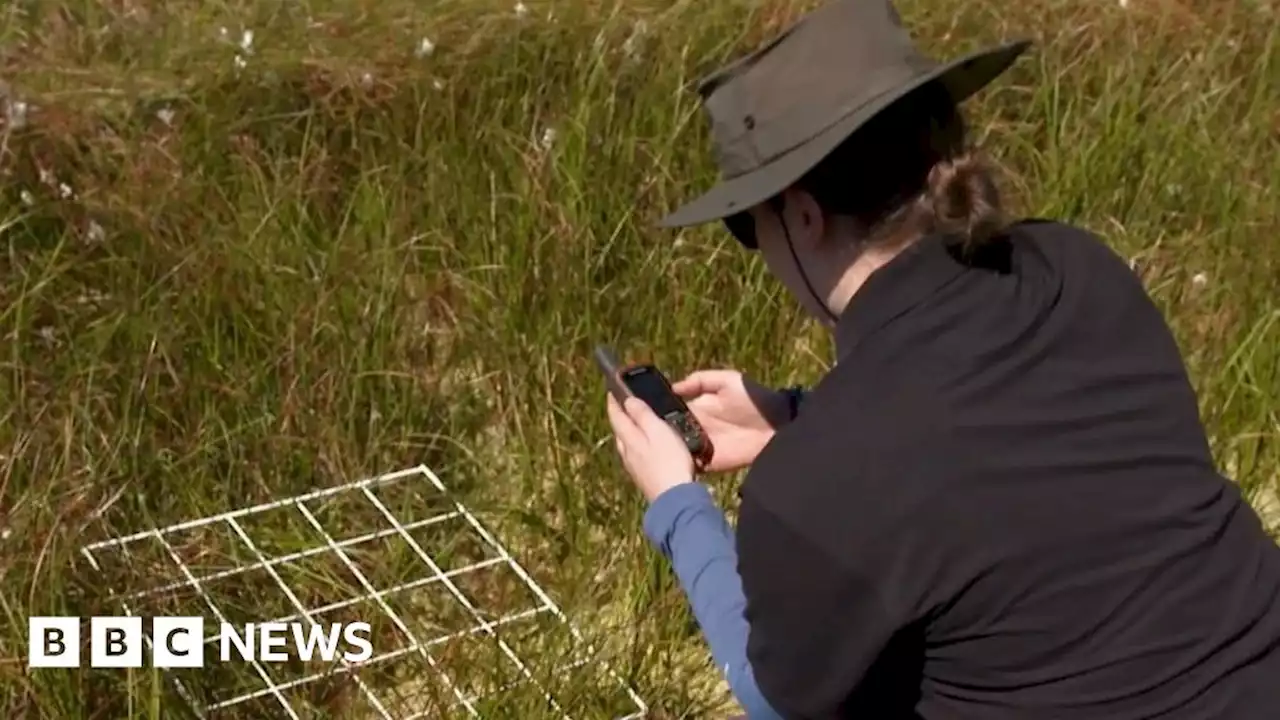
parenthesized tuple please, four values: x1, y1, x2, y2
(737, 491, 907, 718)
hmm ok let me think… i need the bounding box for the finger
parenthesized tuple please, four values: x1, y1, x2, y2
(606, 394, 644, 446)
(606, 394, 630, 430)
(672, 370, 729, 398)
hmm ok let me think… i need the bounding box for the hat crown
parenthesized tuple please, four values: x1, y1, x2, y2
(698, 0, 935, 178)
(655, 0, 1029, 231)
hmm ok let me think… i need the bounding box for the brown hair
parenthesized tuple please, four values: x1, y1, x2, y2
(796, 81, 1006, 253)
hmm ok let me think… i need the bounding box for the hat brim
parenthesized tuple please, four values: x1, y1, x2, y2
(657, 39, 1032, 230)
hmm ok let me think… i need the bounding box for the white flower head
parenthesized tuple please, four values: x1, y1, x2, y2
(87, 221, 105, 243)
(0, 527, 10, 541)
(76, 289, 110, 305)
(539, 127, 556, 150)
(19, 190, 34, 206)
(1191, 272, 1208, 287)
(5, 99, 28, 130)
(58, 182, 74, 199)
(416, 37, 436, 58)
(515, 2, 529, 18)
(234, 54, 248, 70)
(623, 21, 648, 59)
(360, 72, 375, 88)
(240, 29, 255, 53)
(156, 107, 176, 126)
(432, 78, 445, 91)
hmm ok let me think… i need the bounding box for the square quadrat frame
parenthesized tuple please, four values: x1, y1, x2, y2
(80, 465, 647, 720)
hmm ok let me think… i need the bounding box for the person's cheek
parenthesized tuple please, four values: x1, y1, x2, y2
(756, 234, 800, 296)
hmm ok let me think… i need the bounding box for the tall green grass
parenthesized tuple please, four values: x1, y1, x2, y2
(1, 0, 1277, 717)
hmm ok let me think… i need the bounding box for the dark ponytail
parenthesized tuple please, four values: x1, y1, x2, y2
(796, 81, 1008, 252)
(913, 151, 1006, 250)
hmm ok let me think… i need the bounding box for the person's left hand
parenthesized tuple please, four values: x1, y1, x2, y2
(606, 394, 695, 502)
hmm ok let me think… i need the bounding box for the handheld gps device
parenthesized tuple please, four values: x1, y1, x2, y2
(594, 345, 714, 471)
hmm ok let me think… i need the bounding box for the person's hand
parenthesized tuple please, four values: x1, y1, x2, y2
(672, 369, 790, 474)
(606, 394, 696, 502)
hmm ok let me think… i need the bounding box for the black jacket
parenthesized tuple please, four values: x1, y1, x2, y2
(739, 220, 1280, 719)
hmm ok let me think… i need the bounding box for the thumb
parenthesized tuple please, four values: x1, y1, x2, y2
(623, 397, 672, 435)
(672, 369, 731, 398)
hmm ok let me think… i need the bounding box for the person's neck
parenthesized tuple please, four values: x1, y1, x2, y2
(824, 240, 910, 320)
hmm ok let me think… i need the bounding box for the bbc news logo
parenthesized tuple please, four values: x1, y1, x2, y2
(29, 617, 373, 668)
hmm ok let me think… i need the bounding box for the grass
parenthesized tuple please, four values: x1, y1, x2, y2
(0, 0, 1277, 717)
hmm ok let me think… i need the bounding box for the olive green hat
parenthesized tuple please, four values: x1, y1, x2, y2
(660, 0, 1030, 238)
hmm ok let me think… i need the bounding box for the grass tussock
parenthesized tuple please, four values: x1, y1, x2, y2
(1, 0, 1277, 718)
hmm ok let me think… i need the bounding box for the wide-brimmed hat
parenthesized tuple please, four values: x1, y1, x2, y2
(659, 0, 1030, 237)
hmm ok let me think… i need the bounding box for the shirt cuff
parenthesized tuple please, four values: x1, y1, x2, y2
(642, 482, 716, 556)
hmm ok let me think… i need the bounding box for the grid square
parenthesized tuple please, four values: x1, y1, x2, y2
(383, 583, 477, 644)
(277, 673, 369, 719)
(305, 488, 392, 543)
(433, 629, 525, 700)
(405, 693, 475, 720)
(342, 533, 433, 591)
(84, 535, 178, 598)
(256, 635, 347, 689)
(399, 514, 502, 574)
(497, 609, 591, 677)
(471, 685, 560, 718)
(197, 566, 302, 629)
(130, 577, 207, 619)
(165, 657, 271, 709)
(272, 549, 366, 614)
(204, 692, 290, 720)
(356, 654, 461, 718)
(449, 561, 546, 623)
(308, 596, 416, 660)
(548, 664, 649, 720)
(233, 503, 331, 559)
(367, 474, 458, 525)
(165, 520, 254, 577)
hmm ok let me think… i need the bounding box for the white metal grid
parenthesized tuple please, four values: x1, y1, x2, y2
(80, 465, 647, 719)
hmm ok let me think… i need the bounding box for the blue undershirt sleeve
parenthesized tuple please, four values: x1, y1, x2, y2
(642, 482, 784, 720)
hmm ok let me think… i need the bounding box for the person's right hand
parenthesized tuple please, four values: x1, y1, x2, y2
(671, 369, 792, 474)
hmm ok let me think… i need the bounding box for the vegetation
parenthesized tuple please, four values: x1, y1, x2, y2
(1, 0, 1276, 717)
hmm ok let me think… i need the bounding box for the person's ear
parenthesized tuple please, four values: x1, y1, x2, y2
(781, 187, 826, 250)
